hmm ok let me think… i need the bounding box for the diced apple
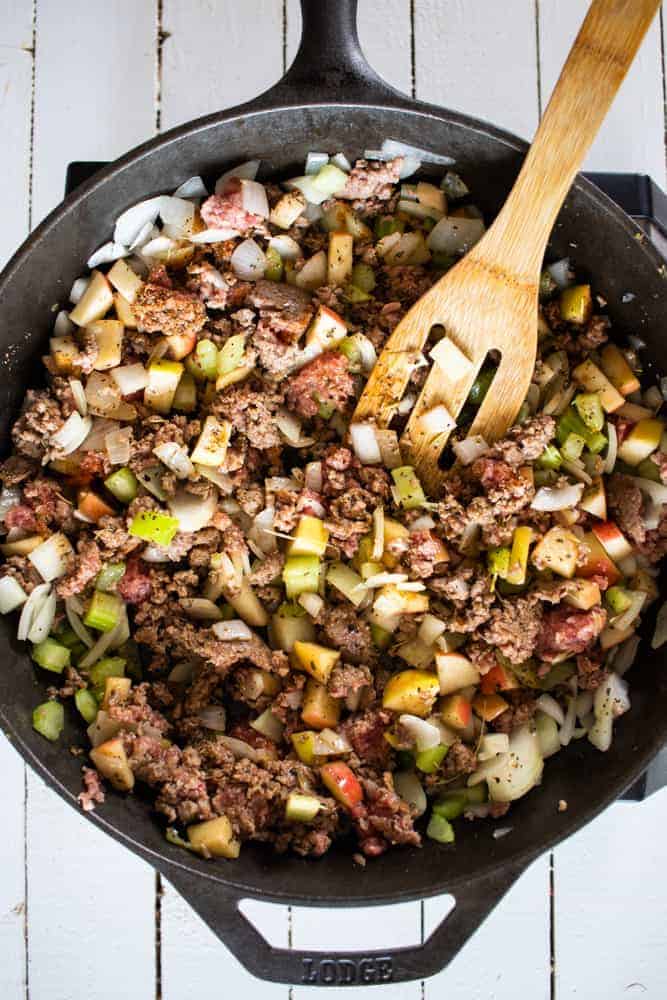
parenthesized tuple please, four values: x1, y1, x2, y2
(554, 508, 580, 528)
(480, 663, 520, 695)
(270, 605, 316, 652)
(373, 584, 429, 617)
(531, 526, 580, 579)
(506, 526, 534, 585)
(441, 693, 474, 730)
(327, 231, 354, 287)
(88, 319, 124, 371)
(305, 304, 348, 351)
(472, 693, 508, 722)
(381, 517, 410, 569)
(190, 415, 231, 467)
(599, 343, 640, 397)
(291, 640, 340, 685)
(559, 284, 592, 324)
(49, 336, 79, 374)
(291, 731, 323, 766)
(591, 520, 634, 562)
(295, 251, 327, 291)
(187, 815, 240, 858)
(78, 489, 115, 523)
(301, 678, 341, 730)
(579, 477, 607, 520)
(107, 258, 144, 303)
(435, 652, 480, 696)
(616, 401, 654, 422)
(144, 359, 183, 414)
(1, 535, 45, 557)
(578, 532, 621, 588)
(101, 676, 132, 711)
(288, 515, 329, 557)
(382, 669, 440, 717)
(319, 761, 363, 810)
(70, 270, 114, 326)
(215, 363, 254, 392)
(572, 359, 624, 413)
(113, 292, 137, 328)
(564, 578, 602, 611)
(599, 624, 637, 651)
(270, 190, 306, 229)
(89, 737, 134, 791)
(166, 329, 197, 361)
(617, 418, 665, 466)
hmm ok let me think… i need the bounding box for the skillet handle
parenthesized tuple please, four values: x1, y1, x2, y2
(166, 860, 525, 985)
(258, 0, 405, 107)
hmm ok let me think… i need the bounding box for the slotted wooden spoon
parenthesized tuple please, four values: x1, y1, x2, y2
(353, 0, 660, 496)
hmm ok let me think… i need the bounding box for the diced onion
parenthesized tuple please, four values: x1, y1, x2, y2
(172, 176, 208, 199)
(26, 587, 56, 643)
(69, 379, 88, 417)
(313, 729, 352, 756)
(51, 412, 93, 457)
(603, 421, 618, 474)
(268, 235, 302, 260)
(427, 216, 485, 255)
(614, 634, 641, 674)
(87, 711, 122, 748)
(531, 482, 584, 512)
(559, 695, 577, 747)
(418, 404, 456, 438)
(168, 488, 218, 533)
(180, 598, 223, 621)
(371, 506, 385, 561)
(560, 459, 592, 485)
(65, 596, 94, 648)
(611, 590, 646, 632)
(248, 507, 277, 555)
(634, 476, 667, 506)
(141, 236, 177, 260)
(240, 179, 269, 219)
(189, 227, 240, 244)
(478, 733, 510, 761)
(141, 544, 171, 563)
(78, 617, 126, 670)
(588, 673, 630, 752)
(105, 427, 132, 466)
(215, 159, 260, 195)
(217, 735, 261, 762)
(158, 196, 195, 234)
(536, 693, 565, 726)
(398, 714, 441, 751)
(231, 238, 266, 281)
(54, 310, 75, 336)
(305, 152, 329, 174)
(28, 533, 73, 582)
(154, 441, 194, 479)
(211, 619, 253, 642)
(418, 614, 446, 645)
(114, 197, 163, 247)
(70, 277, 90, 304)
(194, 465, 234, 493)
(485, 725, 543, 802)
(331, 152, 352, 172)
(393, 770, 427, 817)
(304, 462, 322, 493)
(17, 582, 51, 641)
(547, 258, 574, 289)
(198, 706, 227, 732)
(87, 241, 128, 269)
(0, 576, 28, 614)
(275, 408, 304, 446)
(350, 423, 382, 465)
(251, 708, 284, 742)
(129, 221, 159, 251)
(112, 363, 149, 395)
(298, 591, 324, 617)
(380, 138, 454, 167)
(452, 435, 488, 466)
(353, 333, 378, 373)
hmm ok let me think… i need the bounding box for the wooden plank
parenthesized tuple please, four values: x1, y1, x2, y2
(160, 0, 284, 131)
(26, 771, 155, 1000)
(555, 797, 667, 997)
(161, 882, 287, 1000)
(414, 0, 539, 138)
(539, 0, 666, 184)
(424, 855, 551, 1000)
(286, 0, 413, 97)
(31, 0, 156, 225)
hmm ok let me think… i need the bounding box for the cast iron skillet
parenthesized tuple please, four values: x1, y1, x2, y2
(1, 0, 667, 986)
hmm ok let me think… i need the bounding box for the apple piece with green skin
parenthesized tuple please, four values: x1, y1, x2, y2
(480, 663, 520, 695)
(301, 678, 341, 730)
(471, 693, 508, 723)
(599, 344, 641, 397)
(270, 604, 316, 653)
(441, 693, 473, 730)
(599, 624, 637, 651)
(187, 815, 240, 859)
(190, 415, 231, 467)
(579, 478, 607, 520)
(506, 526, 534, 585)
(320, 761, 363, 810)
(144, 359, 183, 414)
(592, 520, 634, 562)
(291, 640, 340, 685)
(107, 258, 144, 304)
(382, 669, 440, 717)
(578, 532, 621, 588)
(616, 418, 665, 466)
(69, 270, 114, 327)
(559, 284, 592, 324)
(572, 359, 624, 413)
(285, 792, 322, 823)
(288, 515, 329, 557)
(435, 652, 480, 696)
(564, 578, 602, 611)
(291, 731, 323, 766)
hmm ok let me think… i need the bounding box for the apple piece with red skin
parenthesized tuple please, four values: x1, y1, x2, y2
(472, 693, 508, 722)
(320, 761, 363, 810)
(440, 693, 473, 731)
(77, 490, 115, 523)
(579, 478, 607, 520)
(167, 329, 197, 361)
(480, 663, 520, 695)
(578, 532, 621, 588)
(591, 520, 634, 562)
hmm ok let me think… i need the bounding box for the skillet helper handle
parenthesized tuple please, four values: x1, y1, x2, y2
(166, 861, 525, 986)
(260, 0, 401, 107)
(483, 0, 662, 276)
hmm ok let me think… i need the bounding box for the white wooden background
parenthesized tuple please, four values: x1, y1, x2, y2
(1, 1, 667, 997)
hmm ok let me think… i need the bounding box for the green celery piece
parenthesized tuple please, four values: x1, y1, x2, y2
(104, 467, 138, 504)
(537, 444, 563, 470)
(375, 216, 404, 239)
(317, 399, 336, 420)
(33, 701, 64, 741)
(415, 744, 448, 774)
(433, 793, 466, 820)
(606, 585, 633, 615)
(487, 546, 511, 580)
(637, 457, 662, 483)
(264, 246, 284, 282)
(217, 334, 247, 377)
(467, 366, 496, 407)
(84, 591, 124, 633)
(31, 638, 70, 673)
(516, 402, 531, 424)
(351, 262, 376, 293)
(74, 688, 98, 724)
(129, 509, 179, 547)
(574, 392, 605, 433)
(54, 626, 82, 650)
(343, 284, 371, 304)
(560, 432, 586, 461)
(285, 792, 321, 823)
(96, 562, 126, 593)
(426, 812, 455, 844)
(172, 372, 197, 413)
(431, 251, 456, 272)
(282, 555, 320, 599)
(370, 623, 392, 650)
(534, 469, 558, 488)
(539, 269, 558, 300)
(89, 656, 126, 699)
(338, 336, 362, 370)
(557, 407, 607, 454)
(195, 339, 218, 380)
(278, 600, 307, 619)
(392, 466, 427, 510)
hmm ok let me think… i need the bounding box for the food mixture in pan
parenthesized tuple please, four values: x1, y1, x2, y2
(2, 143, 667, 861)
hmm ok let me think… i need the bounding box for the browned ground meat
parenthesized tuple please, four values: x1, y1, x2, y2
(78, 767, 105, 812)
(322, 606, 376, 663)
(247, 279, 314, 341)
(477, 596, 543, 665)
(12, 390, 64, 459)
(56, 540, 102, 599)
(285, 353, 356, 419)
(212, 380, 284, 449)
(133, 281, 207, 339)
(607, 473, 646, 546)
(492, 690, 539, 734)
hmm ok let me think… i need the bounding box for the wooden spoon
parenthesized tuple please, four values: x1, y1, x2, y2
(353, 0, 661, 496)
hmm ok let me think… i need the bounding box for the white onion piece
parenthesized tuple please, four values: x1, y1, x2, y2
(65, 597, 94, 648)
(173, 176, 208, 199)
(298, 591, 324, 618)
(478, 733, 510, 761)
(179, 598, 222, 621)
(141, 235, 177, 260)
(112, 363, 149, 396)
(248, 507, 277, 555)
(330, 152, 351, 172)
(467, 752, 510, 788)
(285, 175, 329, 205)
(305, 152, 329, 174)
(352, 333, 378, 373)
(141, 544, 171, 563)
(398, 714, 441, 751)
(158, 195, 195, 230)
(0, 576, 28, 614)
(194, 465, 234, 494)
(614, 634, 641, 675)
(215, 159, 260, 194)
(189, 227, 240, 244)
(87, 241, 128, 269)
(304, 201, 324, 222)
(418, 614, 446, 645)
(69, 379, 88, 417)
(393, 770, 427, 817)
(240, 179, 269, 218)
(168, 487, 218, 533)
(105, 427, 132, 466)
(154, 441, 194, 479)
(589, 673, 630, 752)
(560, 458, 592, 485)
(371, 506, 385, 561)
(304, 462, 322, 493)
(275, 408, 304, 446)
(611, 590, 646, 632)
(559, 695, 577, 747)
(350, 423, 382, 465)
(0, 486, 22, 521)
(231, 238, 266, 280)
(634, 476, 667, 506)
(427, 216, 485, 255)
(211, 619, 253, 642)
(380, 139, 454, 166)
(51, 412, 93, 457)
(313, 729, 353, 756)
(17, 582, 50, 641)
(198, 706, 227, 732)
(217, 735, 261, 762)
(129, 221, 159, 251)
(80, 419, 122, 453)
(575, 691, 594, 720)
(486, 725, 544, 802)
(251, 708, 284, 742)
(54, 310, 75, 336)
(644, 500, 661, 530)
(168, 660, 195, 683)
(602, 421, 618, 474)
(87, 711, 122, 748)
(410, 515, 436, 532)
(69, 277, 90, 304)
(114, 197, 162, 247)
(268, 234, 302, 260)
(29, 533, 73, 582)
(78, 618, 125, 670)
(547, 257, 574, 289)
(452, 435, 488, 466)
(531, 482, 584, 512)
(536, 693, 565, 726)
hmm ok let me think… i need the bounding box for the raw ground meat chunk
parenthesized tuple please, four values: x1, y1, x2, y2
(286, 353, 356, 419)
(535, 605, 607, 662)
(340, 157, 404, 202)
(201, 179, 266, 235)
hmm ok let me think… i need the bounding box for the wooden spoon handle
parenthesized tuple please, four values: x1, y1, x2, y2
(480, 0, 661, 276)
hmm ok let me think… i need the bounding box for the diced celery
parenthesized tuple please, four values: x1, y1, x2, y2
(537, 444, 563, 470)
(326, 562, 365, 607)
(574, 393, 605, 433)
(32, 701, 64, 741)
(637, 457, 661, 483)
(54, 626, 81, 650)
(343, 284, 371, 303)
(516, 402, 531, 424)
(264, 246, 284, 282)
(556, 407, 607, 454)
(84, 591, 124, 633)
(195, 339, 218, 381)
(351, 262, 376, 293)
(89, 656, 126, 699)
(539, 269, 558, 299)
(104, 467, 138, 504)
(467, 366, 496, 406)
(392, 466, 427, 510)
(487, 546, 511, 580)
(560, 284, 592, 324)
(31, 637, 71, 673)
(534, 469, 558, 488)
(217, 334, 247, 377)
(338, 336, 362, 370)
(172, 371, 197, 412)
(606, 586, 633, 615)
(432, 793, 466, 820)
(129, 509, 179, 547)
(415, 744, 448, 774)
(96, 562, 126, 593)
(371, 623, 392, 649)
(560, 432, 586, 461)
(375, 216, 404, 239)
(426, 812, 455, 844)
(75, 688, 98, 724)
(285, 792, 321, 823)
(282, 555, 321, 599)
(430, 251, 456, 272)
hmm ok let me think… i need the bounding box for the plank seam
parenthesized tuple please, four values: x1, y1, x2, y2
(409, 0, 416, 98)
(155, 0, 165, 133)
(282, 0, 288, 75)
(22, 770, 29, 1000)
(660, 5, 667, 177)
(534, 0, 543, 118)
(549, 851, 556, 1000)
(155, 873, 163, 1000)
